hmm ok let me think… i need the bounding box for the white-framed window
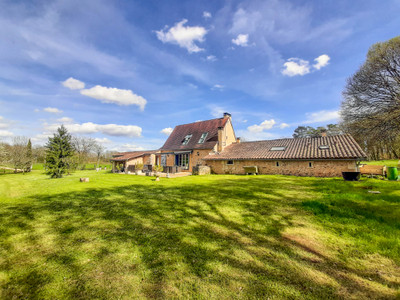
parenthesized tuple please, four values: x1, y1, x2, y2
(176, 153, 189, 169)
(198, 132, 208, 144)
(182, 134, 192, 145)
(161, 154, 167, 166)
(308, 162, 313, 168)
(270, 146, 286, 151)
(318, 145, 329, 150)
(227, 160, 234, 165)
(276, 161, 280, 167)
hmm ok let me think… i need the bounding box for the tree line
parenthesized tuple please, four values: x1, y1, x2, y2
(340, 36, 400, 160)
(0, 126, 115, 176)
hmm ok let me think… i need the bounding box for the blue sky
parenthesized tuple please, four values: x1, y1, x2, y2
(0, 0, 399, 151)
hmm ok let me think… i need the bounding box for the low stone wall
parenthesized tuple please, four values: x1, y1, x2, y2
(205, 159, 358, 177)
(192, 165, 211, 175)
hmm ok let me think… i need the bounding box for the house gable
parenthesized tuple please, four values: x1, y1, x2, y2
(160, 116, 231, 151)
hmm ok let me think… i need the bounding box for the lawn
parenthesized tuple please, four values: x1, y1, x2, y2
(362, 159, 400, 167)
(0, 171, 399, 299)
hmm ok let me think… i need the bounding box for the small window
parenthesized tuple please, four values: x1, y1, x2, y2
(319, 145, 329, 150)
(276, 161, 280, 167)
(182, 134, 192, 145)
(270, 146, 286, 151)
(227, 160, 234, 165)
(198, 132, 208, 144)
(309, 162, 313, 168)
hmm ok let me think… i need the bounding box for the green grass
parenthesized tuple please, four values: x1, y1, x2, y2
(362, 159, 400, 167)
(31, 163, 112, 171)
(0, 171, 399, 299)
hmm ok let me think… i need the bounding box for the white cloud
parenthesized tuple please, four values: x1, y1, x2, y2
(206, 55, 217, 61)
(44, 107, 62, 114)
(80, 85, 147, 110)
(203, 11, 212, 19)
(232, 34, 249, 47)
(45, 122, 142, 137)
(313, 54, 330, 70)
(247, 119, 276, 133)
(237, 129, 280, 141)
(282, 54, 330, 76)
(0, 116, 9, 129)
(0, 130, 13, 137)
(62, 77, 85, 90)
(31, 133, 52, 144)
(111, 143, 145, 152)
(282, 58, 310, 77)
(94, 137, 112, 144)
(34, 109, 40, 112)
(279, 123, 290, 129)
(209, 105, 225, 118)
(56, 117, 74, 123)
(156, 19, 207, 53)
(161, 127, 173, 136)
(303, 110, 339, 124)
(212, 84, 224, 90)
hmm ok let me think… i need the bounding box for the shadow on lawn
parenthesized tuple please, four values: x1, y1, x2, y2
(0, 177, 399, 299)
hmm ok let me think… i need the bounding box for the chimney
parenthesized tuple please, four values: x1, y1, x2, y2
(236, 137, 241, 143)
(217, 126, 223, 152)
(223, 112, 231, 119)
(321, 129, 327, 137)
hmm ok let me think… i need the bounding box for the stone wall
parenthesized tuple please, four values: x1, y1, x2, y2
(125, 157, 143, 168)
(205, 159, 358, 177)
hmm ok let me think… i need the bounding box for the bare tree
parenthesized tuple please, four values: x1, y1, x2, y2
(93, 143, 105, 169)
(72, 136, 96, 169)
(341, 36, 400, 159)
(0, 141, 8, 165)
(9, 136, 29, 173)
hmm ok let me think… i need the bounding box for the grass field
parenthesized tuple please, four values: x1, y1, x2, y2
(362, 159, 399, 167)
(0, 171, 399, 299)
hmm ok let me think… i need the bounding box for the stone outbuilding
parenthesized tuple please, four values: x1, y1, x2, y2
(203, 135, 366, 177)
(111, 150, 156, 173)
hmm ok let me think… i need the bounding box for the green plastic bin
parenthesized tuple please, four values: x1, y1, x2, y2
(387, 167, 399, 181)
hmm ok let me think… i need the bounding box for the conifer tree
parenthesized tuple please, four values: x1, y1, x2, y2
(44, 125, 74, 178)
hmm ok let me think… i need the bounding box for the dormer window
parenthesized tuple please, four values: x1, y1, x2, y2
(270, 146, 286, 151)
(182, 134, 192, 145)
(198, 132, 208, 144)
(319, 145, 329, 150)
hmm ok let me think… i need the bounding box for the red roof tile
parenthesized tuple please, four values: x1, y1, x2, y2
(111, 150, 156, 162)
(203, 135, 366, 160)
(160, 117, 228, 151)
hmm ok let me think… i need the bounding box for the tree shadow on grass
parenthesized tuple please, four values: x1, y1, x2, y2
(0, 176, 399, 299)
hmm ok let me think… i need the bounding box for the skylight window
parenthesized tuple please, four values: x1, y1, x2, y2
(270, 146, 286, 151)
(182, 134, 192, 145)
(319, 145, 330, 150)
(198, 132, 208, 144)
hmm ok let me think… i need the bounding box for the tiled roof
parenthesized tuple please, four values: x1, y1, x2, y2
(111, 150, 156, 162)
(160, 117, 229, 151)
(203, 135, 366, 160)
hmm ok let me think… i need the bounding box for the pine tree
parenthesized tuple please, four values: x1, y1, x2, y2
(44, 125, 74, 178)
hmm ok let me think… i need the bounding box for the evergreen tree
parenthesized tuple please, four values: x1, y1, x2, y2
(44, 125, 74, 178)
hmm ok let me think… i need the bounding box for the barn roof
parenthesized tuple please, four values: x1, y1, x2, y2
(160, 117, 229, 151)
(203, 134, 366, 160)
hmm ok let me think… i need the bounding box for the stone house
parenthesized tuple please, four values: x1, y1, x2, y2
(111, 113, 366, 177)
(155, 113, 237, 173)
